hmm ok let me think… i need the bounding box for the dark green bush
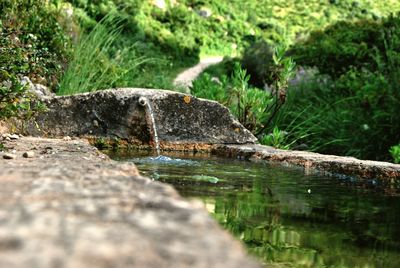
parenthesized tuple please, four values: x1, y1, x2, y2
(275, 15, 400, 161)
(289, 15, 400, 78)
(241, 41, 275, 88)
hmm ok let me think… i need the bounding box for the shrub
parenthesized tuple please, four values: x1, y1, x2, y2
(0, 0, 69, 120)
(228, 64, 274, 133)
(274, 16, 400, 160)
(241, 41, 275, 87)
(0, 75, 28, 119)
(289, 15, 400, 78)
(192, 64, 275, 133)
(390, 144, 400, 164)
(260, 126, 289, 149)
(192, 46, 295, 138)
(0, 0, 71, 90)
(0, 73, 47, 120)
(191, 73, 229, 105)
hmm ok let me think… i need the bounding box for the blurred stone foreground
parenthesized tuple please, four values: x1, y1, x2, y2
(0, 136, 262, 268)
(0, 88, 262, 268)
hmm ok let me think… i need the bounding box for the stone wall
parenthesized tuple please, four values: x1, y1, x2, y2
(20, 88, 257, 148)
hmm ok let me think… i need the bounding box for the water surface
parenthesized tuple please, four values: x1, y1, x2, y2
(110, 151, 400, 268)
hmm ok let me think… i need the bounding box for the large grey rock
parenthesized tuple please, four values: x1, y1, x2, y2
(0, 137, 262, 268)
(23, 88, 257, 148)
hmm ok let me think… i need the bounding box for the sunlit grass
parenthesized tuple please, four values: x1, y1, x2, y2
(58, 13, 146, 95)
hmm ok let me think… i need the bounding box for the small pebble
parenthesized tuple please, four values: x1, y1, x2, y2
(9, 134, 19, 140)
(3, 153, 16, 160)
(23, 151, 35, 158)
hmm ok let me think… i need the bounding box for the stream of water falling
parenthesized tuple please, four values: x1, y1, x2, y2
(144, 99, 160, 155)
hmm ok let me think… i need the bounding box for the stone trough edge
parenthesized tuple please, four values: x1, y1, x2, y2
(212, 144, 400, 182)
(0, 136, 263, 268)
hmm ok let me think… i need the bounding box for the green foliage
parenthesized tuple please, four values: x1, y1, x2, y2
(0, 76, 28, 119)
(191, 73, 229, 104)
(289, 16, 400, 78)
(0, 0, 71, 90)
(192, 64, 274, 134)
(272, 76, 356, 155)
(260, 126, 289, 149)
(58, 13, 146, 95)
(274, 15, 400, 160)
(0, 73, 47, 120)
(229, 64, 274, 132)
(241, 41, 275, 88)
(193, 46, 295, 139)
(0, 0, 69, 120)
(67, 1, 199, 90)
(67, 0, 400, 68)
(94, 137, 108, 150)
(255, 44, 296, 136)
(390, 144, 400, 164)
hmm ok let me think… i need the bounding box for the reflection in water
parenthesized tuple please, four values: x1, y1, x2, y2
(110, 151, 400, 268)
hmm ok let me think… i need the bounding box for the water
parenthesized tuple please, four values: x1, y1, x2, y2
(140, 97, 160, 155)
(111, 151, 400, 268)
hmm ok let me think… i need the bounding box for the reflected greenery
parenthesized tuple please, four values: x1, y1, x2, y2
(110, 151, 400, 268)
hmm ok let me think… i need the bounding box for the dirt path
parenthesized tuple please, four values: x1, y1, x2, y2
(173, 56, 223, 89)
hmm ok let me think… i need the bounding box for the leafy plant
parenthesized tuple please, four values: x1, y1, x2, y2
(192, 63, 274, 133)
(94, 137, 108, 150)
(0, 0, 71, 90)
(228, 63, 273, 133)
(260, 126, 289, 149)
(390, 144, 400, 164)
(0, 0, 69, 121)
(191, 73, 229, 104)
(0, 74, 47, 120)
(255, 44, 296, 136)
(0, 75, 27, 119)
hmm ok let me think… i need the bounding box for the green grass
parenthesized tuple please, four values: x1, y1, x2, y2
(58, 13, 146, 95)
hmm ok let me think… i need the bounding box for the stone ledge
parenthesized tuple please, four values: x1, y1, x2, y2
(16, 88, 257, 146)
(213, 144, 400, 182)
(0, 137, 262, 268)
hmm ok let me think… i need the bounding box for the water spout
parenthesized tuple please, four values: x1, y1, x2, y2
(139, 97, 160, 155)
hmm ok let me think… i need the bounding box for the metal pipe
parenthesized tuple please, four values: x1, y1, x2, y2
(138, 97, 147, 107)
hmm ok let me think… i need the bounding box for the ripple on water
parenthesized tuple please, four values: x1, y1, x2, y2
(130, 155, 200, 166)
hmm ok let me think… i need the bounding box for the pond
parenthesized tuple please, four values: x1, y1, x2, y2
(110, 151, 400, 268)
